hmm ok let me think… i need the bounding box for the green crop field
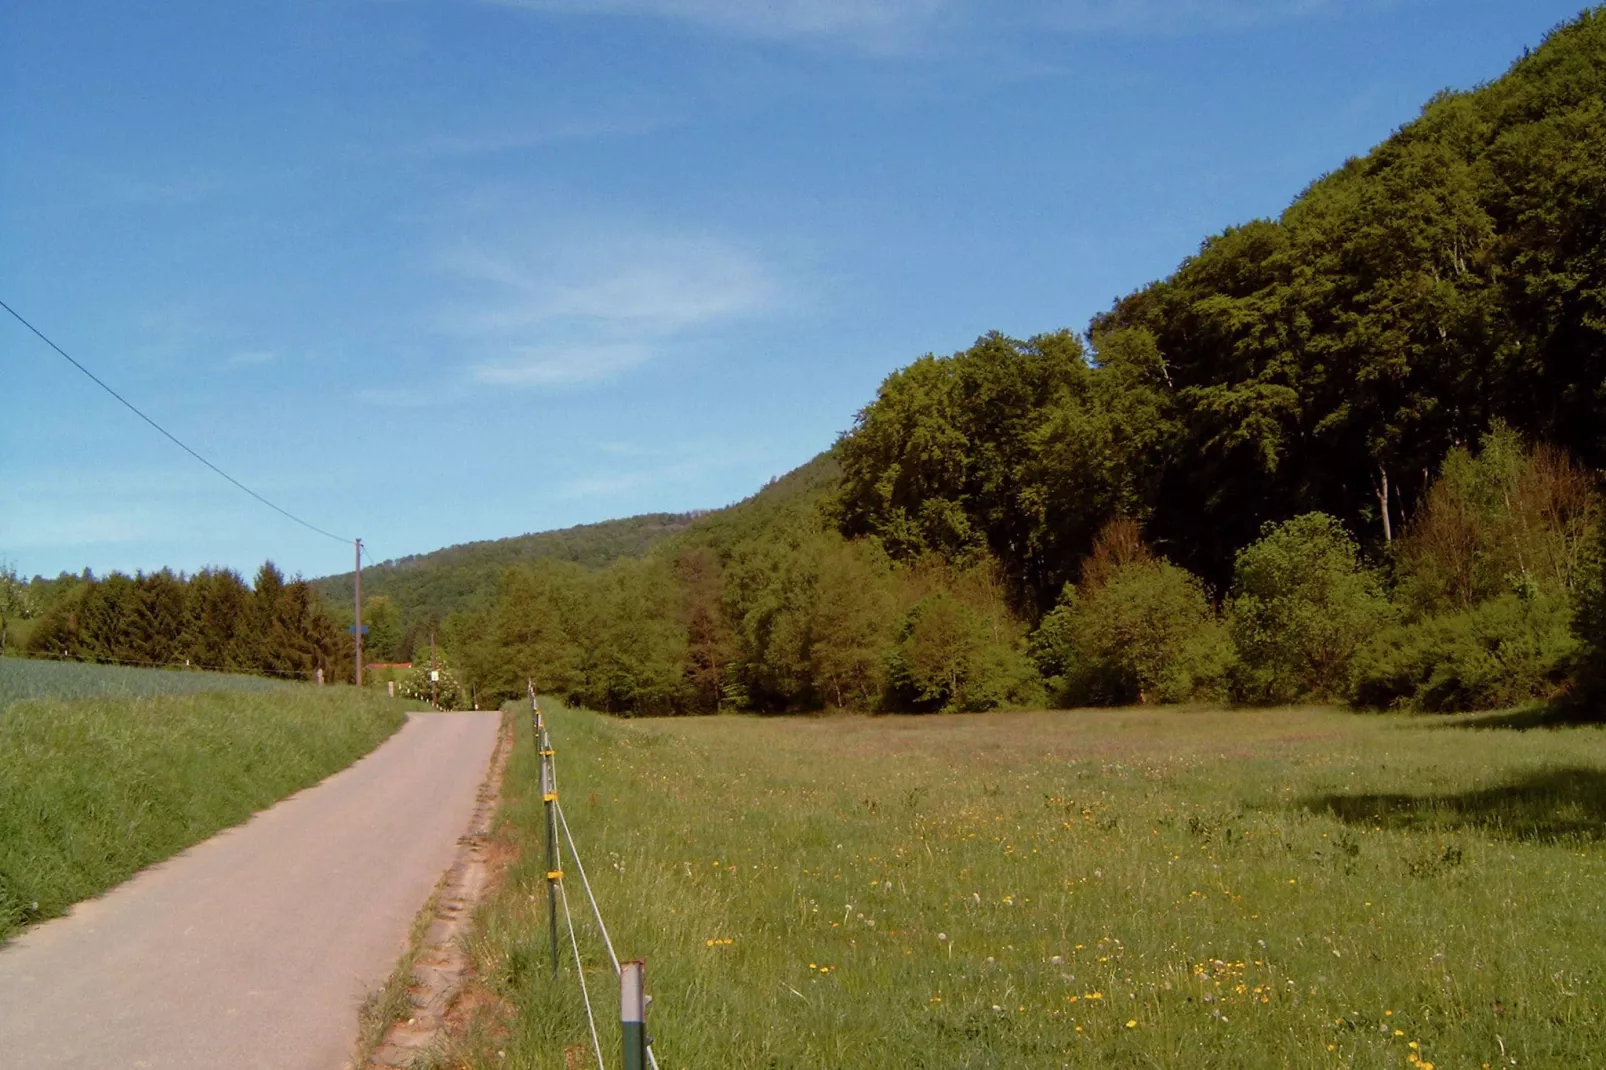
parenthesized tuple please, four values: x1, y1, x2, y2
(442, 702, 1606, 1069)
(0, 656, 290, 711)
(0, 658, 407, 941)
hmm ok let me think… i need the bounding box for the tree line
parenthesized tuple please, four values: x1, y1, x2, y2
(430, 424, 1603, 716)
(10, 563, 352, 681)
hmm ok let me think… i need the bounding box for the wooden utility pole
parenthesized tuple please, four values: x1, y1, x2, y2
(430, 624, 438, 710)
(354, 538, 363, 687)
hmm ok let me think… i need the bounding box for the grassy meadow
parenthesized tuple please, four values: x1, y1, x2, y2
(0, 658, 408, 941)
(444, 702, 1606, 1069)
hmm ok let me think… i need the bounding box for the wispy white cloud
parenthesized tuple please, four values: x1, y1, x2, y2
(484, 0, 958, 50)
(1036, 0, 1337, 34)
(471, 343, 653, 386)
(441, 229, 778, 335)
(398, 112, 682, 160)
(486, 0, 1356, 46)
(0, 478, 176, 550)
(552, 441, 746, 501)
(428, 221, 783, 392)
(112, 173, 229, 206)
(592, 440, 649, 456)
(0, 509, 159, 549)
(555, 470, 659, 499)
(354, 386, 448, 408)
(225, 350, 276, 368)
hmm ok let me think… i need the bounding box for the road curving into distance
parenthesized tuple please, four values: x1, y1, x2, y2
(0, 710, 502, 1070)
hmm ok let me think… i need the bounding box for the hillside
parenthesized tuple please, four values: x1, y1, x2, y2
(313, 451, 842, 630)
(312, 512, 701, 626)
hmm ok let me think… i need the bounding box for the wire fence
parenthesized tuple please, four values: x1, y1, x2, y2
(530, 681, 660, 1070)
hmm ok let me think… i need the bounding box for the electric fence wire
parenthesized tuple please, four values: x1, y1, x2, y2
(544, 720, 661, 1070)
(1, 297, 353, 546)
(556, 802, 621, 974)
(557, 802, 663, 1070)
(557, 836, 608, 1070)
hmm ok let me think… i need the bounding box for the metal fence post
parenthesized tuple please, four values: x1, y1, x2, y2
(621, 960, 647, 1070)
(535, 685, 560, 977)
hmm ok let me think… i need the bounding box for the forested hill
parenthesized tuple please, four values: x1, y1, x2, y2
(311, 450, 843, 631)
(311, 512, 700, 626)
(840, 8, 1606, 609)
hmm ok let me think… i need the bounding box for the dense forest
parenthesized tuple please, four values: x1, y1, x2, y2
(8, 12, 1606, 717)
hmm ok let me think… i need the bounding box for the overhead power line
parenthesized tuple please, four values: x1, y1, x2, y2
(2, 297, 353, 547)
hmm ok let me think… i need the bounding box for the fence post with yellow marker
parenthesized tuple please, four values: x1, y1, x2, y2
(531, 681, 561, 976)
(542, 737, 561, 978)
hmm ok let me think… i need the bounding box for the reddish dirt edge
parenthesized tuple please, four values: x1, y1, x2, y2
(363, 714, 515, 1069)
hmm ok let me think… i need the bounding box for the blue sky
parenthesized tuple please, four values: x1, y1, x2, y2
(0, 0, 1587, 582)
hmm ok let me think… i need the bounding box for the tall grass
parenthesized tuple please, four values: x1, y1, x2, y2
(449, 702, 1606, 1069)
(0, 672, 407, 941)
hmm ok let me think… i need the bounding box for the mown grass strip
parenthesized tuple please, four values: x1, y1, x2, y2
(0, 685, 407, 941)
(453, 702, 1606, 1069)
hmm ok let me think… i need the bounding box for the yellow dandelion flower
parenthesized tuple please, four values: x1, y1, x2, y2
(1125, 1020, 1138, 1029)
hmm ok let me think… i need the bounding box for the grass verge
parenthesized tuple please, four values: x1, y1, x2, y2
(357, 883, 445, 1065)
(0, 682, 407, 941)
(450, 701, 1606, 1069)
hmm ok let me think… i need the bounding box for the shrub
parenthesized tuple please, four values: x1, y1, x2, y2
(1033, 558, 1230, 706)
(887, 589, 1041, 713)
(1567, 520, 1606, 705)
(400, 660, 464, 709)
(1228, 513, 1393, 704)
(1350, 592, 1578, 711)
(1393, 426, 1598, 617)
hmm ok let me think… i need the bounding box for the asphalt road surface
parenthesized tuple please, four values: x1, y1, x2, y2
(0, 711, 501, 1070)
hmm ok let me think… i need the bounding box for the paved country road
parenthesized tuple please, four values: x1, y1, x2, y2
(0, 711, 501, 1070)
